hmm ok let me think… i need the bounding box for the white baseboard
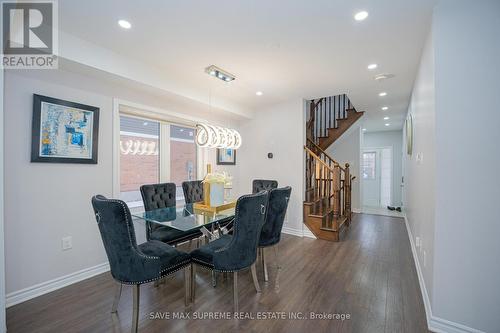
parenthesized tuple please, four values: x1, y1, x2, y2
(282, 225, 317, 239)
(282, 226, 305, 237)
(302, 227, 316, 239)
(404, 216, 484, 333)
(6, 262, 110, 308)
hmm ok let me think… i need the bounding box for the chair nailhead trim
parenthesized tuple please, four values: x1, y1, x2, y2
(115, 259, 191, 285)
(192, 260, 254, 273)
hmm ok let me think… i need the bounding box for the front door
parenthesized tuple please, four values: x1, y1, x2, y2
(362, 148, 392, 207)
(362, 150, 380, 206)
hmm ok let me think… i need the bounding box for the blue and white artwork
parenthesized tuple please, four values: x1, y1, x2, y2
(217, 148, 236, 165)
(39, 101, 94, 159)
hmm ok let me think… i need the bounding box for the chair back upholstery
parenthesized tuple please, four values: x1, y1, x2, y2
(91, 195, 159, 284)
(213, 191, 269, 271)
(140, 183, 176, 237)
(140, 183, 177, 210)
(252, 179, 278, 194)
(259, 186, 292, 247)
(182, 180, 203, 204)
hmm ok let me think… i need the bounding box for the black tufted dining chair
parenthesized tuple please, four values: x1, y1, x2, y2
(140, 183, 200, 246)
(252, 179, 278, 194)
(182, 180, 204, 204)
(190, 191, 269, 312)
(91, 195, 191, 333)
(257, 186, 292, 288)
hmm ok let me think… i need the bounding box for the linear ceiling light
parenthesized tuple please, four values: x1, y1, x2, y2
(205, 65, 236, 82)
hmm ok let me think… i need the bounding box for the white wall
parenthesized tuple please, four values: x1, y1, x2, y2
(432, 0, 500, 331)
(3, 67, 240, 302)
(0, 67, 6, 331)
(404, 29, 437, 307)
(363, 130, 403, 207)
(406, 1, 500, 332)
(237, 99, 305, 233)
(326, 126, 362, 212)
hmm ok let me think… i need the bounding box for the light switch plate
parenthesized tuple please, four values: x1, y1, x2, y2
(416, 152, 424, 164)
(62, 236, 72, 250)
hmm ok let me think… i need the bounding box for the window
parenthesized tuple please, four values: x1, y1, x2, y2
(119, 116, 160, 207)
(119, 114, 197, 207)
(169, 124, 197, 202)
(362, 152, 376, 180)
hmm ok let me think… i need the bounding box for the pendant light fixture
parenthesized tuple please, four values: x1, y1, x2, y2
(195, 83, 242, 149)
(195, 123, 242, 149)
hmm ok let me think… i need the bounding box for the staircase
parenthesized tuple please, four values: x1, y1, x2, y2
(303, 94, 363, 241)
(307, 95, 365, 150)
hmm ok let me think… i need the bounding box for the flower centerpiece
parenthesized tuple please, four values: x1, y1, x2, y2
(202, 171, 232, 206)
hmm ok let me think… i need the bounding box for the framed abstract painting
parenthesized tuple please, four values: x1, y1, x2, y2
(31, 94, 100, 164)
(216, 148, 236, 165)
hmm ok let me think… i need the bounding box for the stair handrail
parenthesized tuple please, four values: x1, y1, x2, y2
(304, 146, 335, 173)
(306, 138, 345, 171)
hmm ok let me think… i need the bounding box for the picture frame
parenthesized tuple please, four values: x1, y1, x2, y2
(31, 94, 100, 164)
(216, 148, 236, 165)
(405, 113, 413, 156)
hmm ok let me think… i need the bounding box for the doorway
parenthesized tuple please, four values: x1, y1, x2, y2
(362, 147, 392, 207)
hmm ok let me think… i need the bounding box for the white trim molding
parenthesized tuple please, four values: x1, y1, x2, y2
(404, 216, 485, 333)
(281, 226, 305, 238)
(6, 262, 110, 308)
(282, 225, 317, 239)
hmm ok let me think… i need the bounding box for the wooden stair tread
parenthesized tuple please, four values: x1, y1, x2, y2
(320, 216, 348, 232)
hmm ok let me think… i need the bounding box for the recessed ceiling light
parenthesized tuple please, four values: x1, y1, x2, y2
(118, 20, 131, 29)
(362, 128, 367, 131)
(256, 91, 263, 96)
(385, 123, 390, 126)
(354, 11, 369, 21)
(379, 92, 387, 97)
(381, 106, 388, 111)
(367, 63, 377, 70)
(384, 116, 390, 120)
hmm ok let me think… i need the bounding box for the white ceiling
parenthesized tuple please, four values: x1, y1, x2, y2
(59, 0, 436, 132)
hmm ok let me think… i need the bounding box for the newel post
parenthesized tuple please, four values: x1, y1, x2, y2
(344, 163, 351, 223)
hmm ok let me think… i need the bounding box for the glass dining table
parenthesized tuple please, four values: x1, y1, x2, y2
(131, 203, 235, 241)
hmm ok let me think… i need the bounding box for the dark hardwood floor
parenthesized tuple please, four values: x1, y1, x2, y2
(7, 213, 429, 333)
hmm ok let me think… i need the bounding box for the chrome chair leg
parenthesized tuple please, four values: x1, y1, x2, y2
(184, 265, 191, 306)
(262, 248, 269, 282)
(233, 271, 239, 313)
(250, 263, 261, 293)
(274, 244, 281, 291)
(111, 282, 122, 313)
(190, 264, 196, 303)
(212, 271, 217, 287)
(132, 284, 140, 333)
